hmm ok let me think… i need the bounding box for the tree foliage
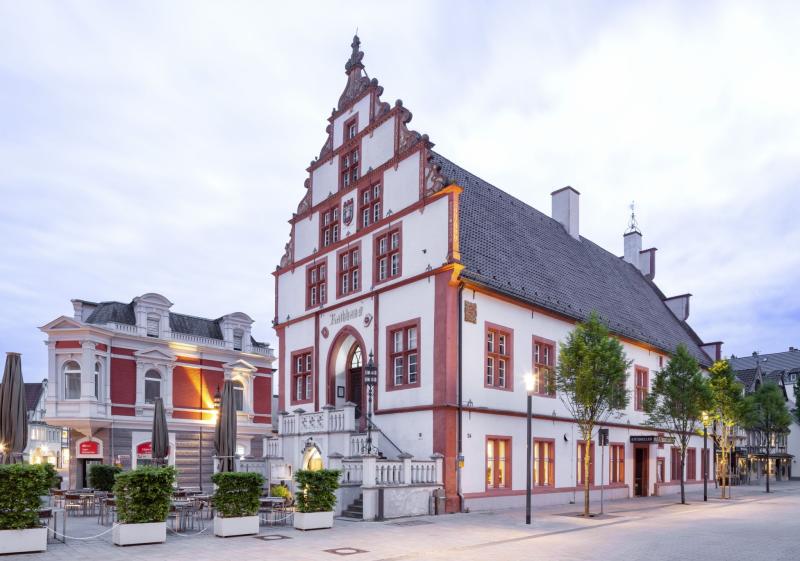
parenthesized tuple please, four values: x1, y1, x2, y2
(556, 312, 630, 516)
(707, 360, 745, 499)
(644, 344, 711, 504)
(742, 382, 792, 493)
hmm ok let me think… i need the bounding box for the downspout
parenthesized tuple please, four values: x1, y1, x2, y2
(457, 282, 465, 512)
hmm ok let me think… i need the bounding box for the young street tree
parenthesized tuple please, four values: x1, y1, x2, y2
(742, 382, 792, 493)
(556, 312, 630, 517)
(644, 344, 711, 505)
(707, 360, 745, 499)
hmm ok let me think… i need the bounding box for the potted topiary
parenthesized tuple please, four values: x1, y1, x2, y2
(112, 466, 176, 546)
(88, 464, 122, 492)
(0, 464, 51, 554)
(211, 472, 264, 537)
(293, 469, 340, 531)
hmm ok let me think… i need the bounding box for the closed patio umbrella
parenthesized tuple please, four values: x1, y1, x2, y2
(214, 379, 237, 472)
(0, 353, 28, 464)
(151, 397, 169, 467)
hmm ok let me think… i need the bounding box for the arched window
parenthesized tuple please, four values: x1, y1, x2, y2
(64, 361, 81, 399)
(94, 362, 101, 399)
(350, 346, 362, 369)
(144, 370, 161, 404)
(233, 380, 245, 411)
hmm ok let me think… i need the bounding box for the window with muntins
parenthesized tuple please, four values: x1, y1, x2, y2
(533, 338, 555, 396)
(306, 262, 327, 308)
(634, 366, 649, 411)
(486, 325, 512, 390)
(610, 444, 625, 483)
(233, 380, 245, 411)
(533, 439, 554, 486)
(374, 228, 401, 283)
(486, 437, 510, 489)
(292, 350, 313, 404)
(344, 116, 358, 142)
(577, 441, 595, 485)
(320, 205, 340, 248)
(387, 320, 420, 388)
(144, 370, 161, 404)
(338, 245, 361, 298)
(359, 183, 382, 229)
(146, 315, 159, 337)
(64, 361, 81, 400)
(340, 147, 360, 189)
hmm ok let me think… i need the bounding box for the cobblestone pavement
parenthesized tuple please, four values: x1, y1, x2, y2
(17, 481, 799, 561)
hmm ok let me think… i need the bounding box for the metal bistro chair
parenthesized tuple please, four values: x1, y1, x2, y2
(98, 497, 117, 526)
(64, 493, 85, 517)
(50, 489, 65, 509)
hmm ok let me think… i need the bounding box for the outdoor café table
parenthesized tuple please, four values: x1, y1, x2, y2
(170, 500, 193, 532)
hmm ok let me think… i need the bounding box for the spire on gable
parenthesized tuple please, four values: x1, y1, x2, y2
(345, 34, 364, 74)
(337, 34, 374, 112)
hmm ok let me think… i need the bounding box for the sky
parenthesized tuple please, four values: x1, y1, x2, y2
(1, 1, 799, 381)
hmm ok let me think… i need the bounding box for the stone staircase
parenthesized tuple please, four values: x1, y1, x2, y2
(340, 493, 363, 519)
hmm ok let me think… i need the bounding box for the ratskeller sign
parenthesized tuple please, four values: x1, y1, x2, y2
(630, 435, 675, 445)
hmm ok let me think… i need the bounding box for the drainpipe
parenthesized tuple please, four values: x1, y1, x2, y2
(457, 282, 465, 512)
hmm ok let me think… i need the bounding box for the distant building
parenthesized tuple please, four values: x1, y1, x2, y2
(41, 292, 276, 489)
(730, 348, 799, 480)
(22, 380, 63, 466)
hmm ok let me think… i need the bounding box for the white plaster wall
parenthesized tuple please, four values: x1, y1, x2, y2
(332, 95, 371, 151)
(361, 118, 395, 172)
(294, 214, 319, 262)
(311, 158, 339, 208)
(383, 150, 420, 215)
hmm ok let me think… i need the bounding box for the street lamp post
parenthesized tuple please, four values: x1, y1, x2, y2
(364, 352, 378, 455)
(702, 411, 710, 502)
(524, 372, 535, 525)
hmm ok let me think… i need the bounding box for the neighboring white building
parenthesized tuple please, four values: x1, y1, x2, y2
(23, 380, 63, 467)
(267, 36, 720, 518)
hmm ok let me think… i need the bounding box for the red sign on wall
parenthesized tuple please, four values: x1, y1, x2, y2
(136, 442, 152, 458)
(78, 440, 100, 456)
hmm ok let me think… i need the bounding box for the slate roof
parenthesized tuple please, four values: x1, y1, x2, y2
(432, 152, 712, 366)
(24, 382, 44, 412)
(729, 350, 800, 373)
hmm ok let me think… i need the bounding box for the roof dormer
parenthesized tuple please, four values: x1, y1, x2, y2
(133, 293, 173, 339)
(219, 312, 255, 352)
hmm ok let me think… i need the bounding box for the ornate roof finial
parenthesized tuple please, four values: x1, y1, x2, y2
(345, 34, 364, 74)
(625, 201, 641, 234)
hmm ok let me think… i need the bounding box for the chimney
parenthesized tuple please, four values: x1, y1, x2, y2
(639, 248, 657, 279)
(623, 231, 642, 269)
(664, 294, 691, 321)
(701, 341, 723, 361)
(551, 186, 580, 239)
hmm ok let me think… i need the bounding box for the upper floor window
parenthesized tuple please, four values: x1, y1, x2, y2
(64, 361, 81, 400)
(340, 147, 360, 189)
(345, 116, 358, 141)
(374, 227, 401, 284)
(387, 320, 420, 389)
(634, 366, 649, 411)
(359, 183, 382, 229)
(292, 349, 313, 404)
(144, 369, 161, 404)
(94, 361, 101, 399)
(233, 330, 243, 351)
(533, 337, 556, 396)
(486, 324, 513, 390)
(306, 262, 327, 309)
(320, 205, 340, 248)
(337, 245, 361, 298)
(233, 380, 245, 411)
(146, 314, 160, 337)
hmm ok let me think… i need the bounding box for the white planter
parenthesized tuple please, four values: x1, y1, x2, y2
(213, 515, 260, 537)
(293, 511, 334, 530)
(0, 527, 47, 554)
(112, 521, 167, 546)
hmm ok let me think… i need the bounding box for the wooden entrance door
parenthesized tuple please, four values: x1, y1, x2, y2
(634, 446, 649, 497)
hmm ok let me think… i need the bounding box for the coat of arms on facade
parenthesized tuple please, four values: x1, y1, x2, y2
(343, 199, 354, 226)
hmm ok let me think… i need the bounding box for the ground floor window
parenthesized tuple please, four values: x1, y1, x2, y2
(686, 448, 697, 481)
(671, 447, 682, 481)
(609, 443, 625, 483)
(533, 439, 554, 487)
(657, 457, 665, 483)
(577, 441, 595, 485)
(486, 437, 510, 490)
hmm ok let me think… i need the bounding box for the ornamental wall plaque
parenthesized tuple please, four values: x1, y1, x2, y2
(363, 313, 373, 327)
(321, 327, 329, 339)
(464, 301, 477, 324)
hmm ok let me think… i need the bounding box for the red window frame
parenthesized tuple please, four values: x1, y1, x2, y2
(485, 322, 513, 391)
(670, 447, 681, 481)
(533, 438, 555, 487)
(306, 261, 327, 310)
(386, 318, 421, 390)
(577, 440, 595, 486)
(686, 448, 697, 481)
(290, 348, 314, 405)
(343, 115, 358, 143)
(634, 365, 649, 411)
(319, 204, 340, 249)
(373, 226, 402, 285)
(609, 443, 625, 483)
(358, 183, 382, 230)
(336, 243, 361, 299)
(532, 336, 556, 397)
(340, 146, 360, 190)
(485, 436, 511, 491)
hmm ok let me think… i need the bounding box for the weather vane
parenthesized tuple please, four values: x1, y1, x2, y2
(626, 201, 641, 234)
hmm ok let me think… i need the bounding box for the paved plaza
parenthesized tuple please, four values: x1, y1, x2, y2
(19, 481, 799, 561)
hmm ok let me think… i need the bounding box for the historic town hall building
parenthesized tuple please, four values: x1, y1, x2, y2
(270, 37, 722, 516)
(41, 293, 274, 489)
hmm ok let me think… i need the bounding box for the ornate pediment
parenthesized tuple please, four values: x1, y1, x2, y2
(40, 316, 83, 331)
(134, 346, 176, 362)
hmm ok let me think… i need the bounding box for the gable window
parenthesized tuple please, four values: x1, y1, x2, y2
(337, 244, 361, 298)
(610, 443, 625, 483)
(374, 227, 401, 284)
(533, 337, 556, 396)
(533, 439, 554, 487)
(387, 319, 420, 389)
(233, 330, 243, 351)
(146, 315, 160, 338)
(486, 437, 510, 490)
(577, 440, 595, 485)
(233, 380, 245, 411)
(344, 116, 358, 142)
(340, 147, 360, 189)
(291, 349, 313, 404)
(306, 261, 327, 309)
(94, 361, 101, 399)
(320, 205, 340, 248)
(64, 361, 81, 400)
(485, 323, 513, 390)
(634, 366, 649, 411)
(144, 370, 161, 404)
(359, 183, 382, 229)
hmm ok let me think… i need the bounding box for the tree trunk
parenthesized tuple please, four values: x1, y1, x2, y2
(680, 451, 686, 505)
(583, 439, 591, 516)
(765, 445, 770, 494)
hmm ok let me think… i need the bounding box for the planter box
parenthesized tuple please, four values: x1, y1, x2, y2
(112, 522, 166, 546)
(213, 515, 259, 537)
(293, 511, 334, 530)
(0, 527, 47, 554)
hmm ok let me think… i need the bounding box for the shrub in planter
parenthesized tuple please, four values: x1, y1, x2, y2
(294, 469, 340, 530)
(112, 466, 176, 546)
(270, 484, 292, 502)
(41, 463, 61, 490)
(0, 464, 51, 554)
(89, 464, 122, 492)
(211, 472, 264, 537)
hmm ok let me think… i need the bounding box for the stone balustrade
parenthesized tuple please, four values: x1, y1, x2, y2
(279, 404, 356, 436)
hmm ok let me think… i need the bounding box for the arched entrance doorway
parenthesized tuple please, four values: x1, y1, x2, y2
(302, 442, 324, 471)
(326, 326, 366, 422)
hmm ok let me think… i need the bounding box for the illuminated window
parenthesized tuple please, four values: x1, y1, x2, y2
(610, 444, 625, 483)
(486, 437, 510, 489)
(577, 441, 595, 485)
(486, 325, 512, 389)
(533, 338, 556, 396)
(533, 440, 554, 486)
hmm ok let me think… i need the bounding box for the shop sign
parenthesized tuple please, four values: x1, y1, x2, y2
(76, 438, 103, 458)
(630, 435, 675, 445)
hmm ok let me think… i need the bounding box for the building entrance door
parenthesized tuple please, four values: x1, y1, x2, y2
(347, 345, 364, 420)
(79, 458, 101, 488)
(634, 446, 649, 497)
